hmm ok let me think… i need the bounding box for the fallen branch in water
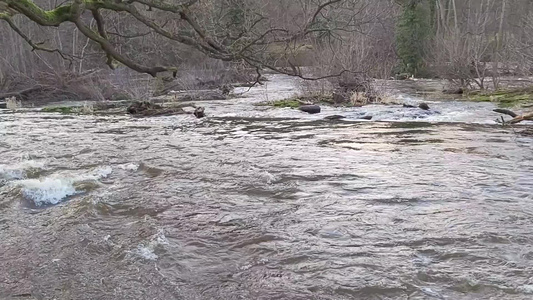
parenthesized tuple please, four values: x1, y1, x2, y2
(508, 112, 533, 124)
(494, 109, 533, 124)
(493, 109, 518, 118)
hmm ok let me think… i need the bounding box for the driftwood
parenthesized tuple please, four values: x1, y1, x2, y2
(127, 101, 187, 117)
(494, 109, 533, 124)
(493, 109, 518, 118)
(508, 112, 533, 124)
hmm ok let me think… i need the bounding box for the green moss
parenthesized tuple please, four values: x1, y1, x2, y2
(466, 87, 533, 108)
(43, 5, 71, 22)
(270, 99, 302, 108)
(42, 106, 74, 113)
(259, 95, 339, 108)
(7, 0, 71, 25)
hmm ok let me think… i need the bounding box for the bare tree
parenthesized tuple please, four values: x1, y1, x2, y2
(0, 0, 369, 80)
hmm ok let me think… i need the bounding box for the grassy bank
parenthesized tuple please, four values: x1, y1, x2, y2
(466, 87, 533, 108)
(259, 95, 351, 109)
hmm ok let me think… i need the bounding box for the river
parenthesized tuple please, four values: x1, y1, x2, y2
(1, 75, 533, 300)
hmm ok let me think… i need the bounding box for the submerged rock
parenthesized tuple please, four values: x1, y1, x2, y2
(0, 102, 6, 109)
(359, 115, 373, 120)
(403, 104, 416, 108)
(418, 103, 430, 110)
(299, 105, 321, 114)
(324, 115, 345, 120)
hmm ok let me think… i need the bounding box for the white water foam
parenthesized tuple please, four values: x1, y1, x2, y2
(14, 166, 113, 206)
(131, 229, 169, 261)
(118, 163, 140, 171)
(0, 160, 46, 180)
(517, 285, 533, 294)
(19, 177, 78, 206)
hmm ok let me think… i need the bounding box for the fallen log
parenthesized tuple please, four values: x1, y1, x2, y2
(494, 109, 533, 124)
(127, 101, 188, 117)
(508, 112, 533, 124)
(493, 109, 518, 118)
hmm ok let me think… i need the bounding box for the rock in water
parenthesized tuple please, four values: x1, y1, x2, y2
(194, 107, 205, 118)
(443, 88, 464, 94)
(359, 115, 373, 120)
(403, 104, 416, 108)
(299, 105, 321, 114)
(418, 103, 430, 110)
(324, 115, 345, 120)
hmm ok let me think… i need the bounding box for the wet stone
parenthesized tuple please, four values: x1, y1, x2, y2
(299, 105, 321, 114)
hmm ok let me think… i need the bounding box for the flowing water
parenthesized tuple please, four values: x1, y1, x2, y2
(1, 75, 533, 300)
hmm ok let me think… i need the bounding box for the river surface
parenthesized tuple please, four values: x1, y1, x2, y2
(1, 75, 533, 300)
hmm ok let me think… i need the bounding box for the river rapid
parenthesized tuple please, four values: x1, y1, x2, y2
(1, 75, 533, 300)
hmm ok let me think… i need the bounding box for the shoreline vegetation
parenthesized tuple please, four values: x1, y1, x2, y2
(1, 0, 533, 123)
(3, 75, 532, 119)
(466, 87, 533, 108)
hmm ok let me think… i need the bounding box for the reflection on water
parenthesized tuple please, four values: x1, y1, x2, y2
(1, 76, 533, 299)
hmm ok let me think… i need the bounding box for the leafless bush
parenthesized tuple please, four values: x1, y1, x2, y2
(298, 78, 334, 98)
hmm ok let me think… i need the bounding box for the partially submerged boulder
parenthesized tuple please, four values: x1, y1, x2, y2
(194, 107, 205, 118)
(299, 105, 321, 114)
(418, 103, 430, 110)
(324, 115, 345, 120)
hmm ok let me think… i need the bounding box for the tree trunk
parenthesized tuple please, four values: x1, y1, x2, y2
(492, 0, 506, 90)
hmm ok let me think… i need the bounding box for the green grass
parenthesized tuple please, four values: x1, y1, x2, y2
(41, 104, 94, 114)
(259, 95, 339, 108)
(466, 87, 533, 108)
(41, 106, 78, 113)
(270, 99, 302, 108)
